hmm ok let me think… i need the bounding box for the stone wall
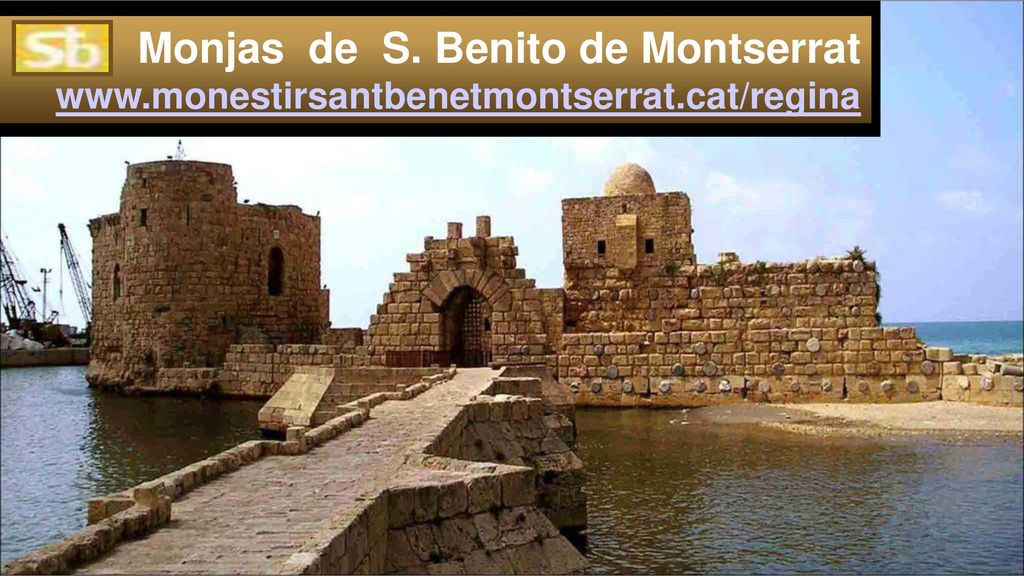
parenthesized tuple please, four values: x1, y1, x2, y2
(565, 255, 880, 335)
(0, 347, 89, 367)
(559, 325, 940, 406)
(87, 160, 328, 390)
(150, 367, 219, 394)
(365, 218, 558, 369)
(549, 164, 954, 406)
(257, 367, 452, 433)
(215, 344, 430, 398)
(323, 327, 365, 351)
(556, 254, 933, 406)
(217, 343, 338, 397)
(455, 392, 587, 532)
(941, 353, 1023, 407)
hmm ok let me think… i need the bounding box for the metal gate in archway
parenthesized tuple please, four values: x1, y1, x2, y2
(442, 286, 492, 368)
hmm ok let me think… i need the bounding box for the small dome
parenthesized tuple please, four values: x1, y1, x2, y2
(603, 163, 655, 197)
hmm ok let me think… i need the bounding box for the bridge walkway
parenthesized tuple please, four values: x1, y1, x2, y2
(75, 367, 499, 574)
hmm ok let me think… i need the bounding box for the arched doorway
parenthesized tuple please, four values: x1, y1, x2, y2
(440, 286, 492, 367)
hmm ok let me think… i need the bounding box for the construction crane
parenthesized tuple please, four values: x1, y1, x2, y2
(0, 230, 68, 346)
(0, 232, 39, 329)
(58, 223, 92, 327)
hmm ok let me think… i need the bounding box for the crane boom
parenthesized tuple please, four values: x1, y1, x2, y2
(0, 232, 39, 328)
(58, 223, 92, 324)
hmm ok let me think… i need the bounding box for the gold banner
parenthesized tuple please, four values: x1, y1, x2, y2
(0, 13, 876, 131)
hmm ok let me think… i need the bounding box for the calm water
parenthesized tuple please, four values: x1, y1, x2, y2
(577, 409, 1024, 574)
(0, 366, 262, 564)
(893, 320, 1023, 356)
(1, 320, 1021, 570)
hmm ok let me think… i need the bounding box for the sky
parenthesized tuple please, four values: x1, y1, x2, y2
(1, 2, 1022, 330)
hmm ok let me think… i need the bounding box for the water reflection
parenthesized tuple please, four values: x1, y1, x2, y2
(577, 408, 1024, 575)
(1, 366, 261, 564)
(81, 385, 262, 496)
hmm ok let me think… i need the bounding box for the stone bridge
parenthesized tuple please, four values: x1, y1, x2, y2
(4, 368, 588, 575)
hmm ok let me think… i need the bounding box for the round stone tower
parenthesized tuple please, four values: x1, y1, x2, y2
(88, 161, 240, 385)
(88, 160, 327, 389)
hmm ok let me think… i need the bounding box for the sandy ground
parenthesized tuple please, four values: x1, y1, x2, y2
(688, 401, 1023, 439)
(792, 401, 1023, 431)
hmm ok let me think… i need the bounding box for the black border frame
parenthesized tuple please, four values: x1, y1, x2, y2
(1, 1, 881, 137)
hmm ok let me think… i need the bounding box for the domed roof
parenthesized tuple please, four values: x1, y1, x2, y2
(602, 163, 655, 197)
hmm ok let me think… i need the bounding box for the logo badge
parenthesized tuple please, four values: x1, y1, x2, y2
(13, 21, 112, 75)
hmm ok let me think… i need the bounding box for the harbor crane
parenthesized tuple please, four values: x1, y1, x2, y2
(0, 232, 39, 329)
(58, 223, 92, 328)
(0, 230, 68, 345)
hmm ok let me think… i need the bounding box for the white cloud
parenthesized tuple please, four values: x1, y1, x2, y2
(551, 137, 655, 167)
(948, 143, 999, 180)
(468, 138, 498, 164)
(934, 189, 991, 214)
(4, 138, 56, 163)
(508, 166, 555, 197)
(694, 170, 875, 263)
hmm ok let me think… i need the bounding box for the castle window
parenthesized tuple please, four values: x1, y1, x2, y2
(139, 208, 148, 227)
(268, 246, 284, 296)
(112, 264, 121, 301)
(645, 238, 655, 254)
(185, 205, 191, 226)
(597, 240, 606, 255)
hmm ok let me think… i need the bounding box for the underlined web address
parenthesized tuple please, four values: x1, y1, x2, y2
(54, 81, 862, 117)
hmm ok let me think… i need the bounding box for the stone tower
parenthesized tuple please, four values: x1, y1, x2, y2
(87, 160, 329, 388)
(561, 163, 695, 332)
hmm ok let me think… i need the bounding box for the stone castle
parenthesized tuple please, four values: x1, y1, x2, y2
(7, 156, 1016, 575)
(87, 159, 1022, 407)
(87, 161, 328, 388)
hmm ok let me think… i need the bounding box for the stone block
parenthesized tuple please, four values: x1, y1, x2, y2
(476, 215, 491, 237)
(386, 486, 417, 529)
(86, 496, 134, 525)
(466, 474, 502, 513)
(436, 481, 468, 519)
(413, 483, 440, 523)
(926, 347, 954, 362)
(500, 468, 536, 508)
(132, 481, 167, 508)
(942, 375, 972, 403)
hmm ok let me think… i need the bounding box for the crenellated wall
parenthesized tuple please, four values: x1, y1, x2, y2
(364, 218, 560, 369)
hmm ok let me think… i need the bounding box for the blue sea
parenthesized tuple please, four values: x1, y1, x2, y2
(887, 320, 1023, 356)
